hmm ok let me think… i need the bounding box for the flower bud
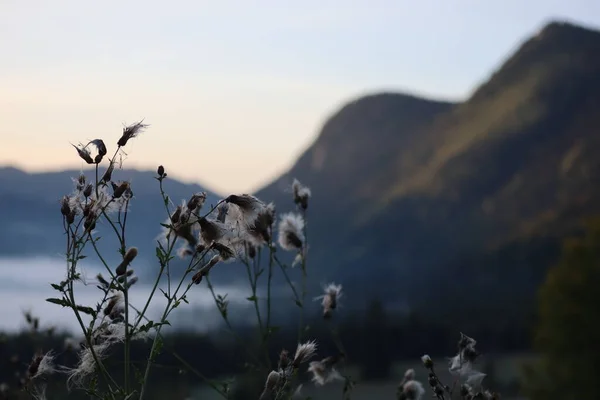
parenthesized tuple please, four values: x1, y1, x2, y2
(421, 355, 433, 369)
(115, 247, 138, 276)
(83, 184, 93, 198)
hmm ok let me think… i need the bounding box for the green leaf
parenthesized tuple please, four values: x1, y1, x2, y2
(139, 321, 154, 333)
(75, 305, 96, 317)
(246, 295, 258, 302)
(46, 297, 70, 307)
(295, 300, 303, 308)
(50, 283, 63, 291)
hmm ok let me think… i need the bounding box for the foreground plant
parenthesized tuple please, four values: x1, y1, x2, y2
(410, 333, 501, 400)
(30, 122, 354, 400)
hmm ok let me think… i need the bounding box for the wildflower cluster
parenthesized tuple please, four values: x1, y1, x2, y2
(34, 122, 358, 400)
(419, 333, 500, 400)
(396, 368, 425, 400)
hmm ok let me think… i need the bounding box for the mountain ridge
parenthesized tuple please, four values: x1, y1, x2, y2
(255, 19, 600, 315)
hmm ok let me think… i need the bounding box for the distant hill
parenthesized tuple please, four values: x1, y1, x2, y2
(256, 20, 600, 320)
(0, 166, 221, 272)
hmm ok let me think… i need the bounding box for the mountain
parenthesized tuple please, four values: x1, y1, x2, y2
(0, 166, 221, 270)
(256, 20, 600, 319)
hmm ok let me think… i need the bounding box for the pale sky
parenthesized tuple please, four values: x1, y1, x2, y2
(1, 1, 599, 194)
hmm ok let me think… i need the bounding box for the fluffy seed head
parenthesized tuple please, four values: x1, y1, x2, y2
(318, 283, 342, 318)
(118, 120, 148, 147)
(307, 358, 343, 386)
(402, 380, 425, 400)
(421, 354, 433, 369)
(277, 213, 305, 251)
(292, 179, 311, 210)
(292, 340, 317, 367)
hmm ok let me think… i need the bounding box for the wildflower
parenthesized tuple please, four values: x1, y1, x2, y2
(192, 255, 221, 284)
(292, 179, 311, 210)
(82, 183, 93, 198)
(225, 194, 266, 225)
(247, 202, 276, 246)
(277, 213, 305, 252)
(307, 356, 343, 386)
(315, 283, 342, 319)
(88, 139, 107, 163)
(292, 340, 317, 368)
(115, 247, 138, 276)
(187, 192, 207, 211)
(198, 217, 226, 245)
(157, 165, 165, 177)
(64, 343, 110, 389)
(72, 143, 94, 164)
(27, 351, 56, 380)
(60, 195, 71, 216)
(74, 174, 86, 191)
(259, 370, 281, 400)
(126, 276, 138, 288)
(111, 181, 131, 199)
(421, 354, 433, 369)
(400, 380, 425, 400)
(100, 161, 115, 184)
(117, 120, 148, 147)
(447, 333, 487, 393)
(103, 292, 124, 320)
(216, 202, 229, 222)
(212, 242, 235, 261)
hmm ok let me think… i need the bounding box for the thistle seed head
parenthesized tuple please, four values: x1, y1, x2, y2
(117, 120, 148, 147)
(292, 179, 311, 210)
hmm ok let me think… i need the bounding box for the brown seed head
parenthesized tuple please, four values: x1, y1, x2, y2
(72, 144, 94, 164)
(101, 162, 115, 184)
(60, 196, 71, 216)
(117, 120, 148, 147)
(112, 181, 130, 199)
(83, 184, 93, 198)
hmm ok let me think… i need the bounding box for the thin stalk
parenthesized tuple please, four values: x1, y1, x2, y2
(138, 244, 204, 399)
(244, 259, 264, 334)
(66, 226, 119, 397)
(273, 255, 300, 303)
(129, 303, 229, 399)
(298, 208, 308, 342)
(205, 275, 263, 366)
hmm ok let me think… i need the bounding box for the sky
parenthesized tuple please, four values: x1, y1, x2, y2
(1, 1, 600, 195)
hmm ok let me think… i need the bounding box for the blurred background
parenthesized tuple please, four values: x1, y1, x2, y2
(2, 1, 600, 399)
